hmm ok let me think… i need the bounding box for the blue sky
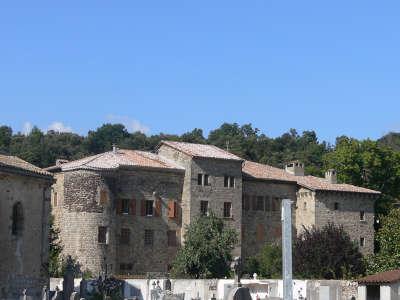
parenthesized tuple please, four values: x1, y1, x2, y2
(0, 1, 399, 143)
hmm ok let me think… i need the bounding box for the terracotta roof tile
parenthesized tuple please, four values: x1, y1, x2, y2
(242, 160, 297, 183)
(60, 149, 184, 172)
(160, 141, 243, 161)
(0, 154, 52, 177)
(359, 269, 400, 284)
(296, 175, 381, 194)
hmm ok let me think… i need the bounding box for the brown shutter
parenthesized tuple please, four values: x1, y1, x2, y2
(141, 199, 146, 216)
(155, 198, 162, 217)
(168, 200, 176, 218)
(116, 198, 122, 214)
(130, 198, 136, 216)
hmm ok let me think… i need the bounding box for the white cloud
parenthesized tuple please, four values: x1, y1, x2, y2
(22, 122, 33, 135)
(47, 121, 73, 133)
(106, 114, 150, 134)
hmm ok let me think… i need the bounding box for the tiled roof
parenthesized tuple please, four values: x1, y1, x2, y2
(242, 160, 297, 183)
(0, 154, 52, 177)
(296, 175, 381, 194)
(359, 269, 400, 284)
(60, 149, 185, 172)
(160, 141, 243, 161)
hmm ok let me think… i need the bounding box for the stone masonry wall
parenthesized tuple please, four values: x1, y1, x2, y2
(315, 191, 375, 255)
(0, 171, 52, 300)
(295, 187, 316, 233)
(242, 179, 297, 260)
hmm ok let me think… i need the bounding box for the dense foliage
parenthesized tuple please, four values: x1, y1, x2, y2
(367, 209, 400, 274)
(243, 243, 282, 278)
(293, 223, 365, 279)
(171, 212, 238, 278)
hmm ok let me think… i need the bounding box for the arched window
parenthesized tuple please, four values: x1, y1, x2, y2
(11, 202, 24, 236)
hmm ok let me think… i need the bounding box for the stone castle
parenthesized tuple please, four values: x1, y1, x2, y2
(46, 141, 380, 276)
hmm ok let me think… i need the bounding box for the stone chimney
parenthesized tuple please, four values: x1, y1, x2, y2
(325, 169, 337, 184)
(285, 160, 304, 176)
(112, 144, 118, 154)
(56, 159, 69, 166)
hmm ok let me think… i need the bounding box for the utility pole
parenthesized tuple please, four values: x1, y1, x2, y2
(281, 199, 293, 300)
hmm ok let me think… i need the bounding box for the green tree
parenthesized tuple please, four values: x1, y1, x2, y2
(48, 215, 63, 277)
(0, 126, 12, 154)
(257, 243, 282, 278)
(324, 137, 400, 215)
(294, 223, 365, 279)
(85, 124, 130, 154)
(367, 209, 400, 274)
(171, 212, 238, 278)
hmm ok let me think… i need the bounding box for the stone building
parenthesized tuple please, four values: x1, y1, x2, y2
(47, 141, 380, 275)
(0, 155, 53, 300)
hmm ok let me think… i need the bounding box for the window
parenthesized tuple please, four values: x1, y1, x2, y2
(224, 176, 235, 188)
(360, 237, 365, 247)
(11, 202, 24, 236)
(120, 228, 130, 245)
(257, 196, 264, 211)
(204, 174, 210, 186)
(145, 200, 154, 216)
(360, 211, 365, 221)
(122, 199, 130, 214)
(144, 229, 154, 246)
(167, 230, 177, 247)
(53, 192, 58, 207)
(98, 226, 108, 244)
(272, 197, 280, 211)
(100, 190, 108, 205)
(334, 202, 339, 210)
(200, 200, 208, 216)
(223, 202, 232, 218)
(198, 174, 203, 185)
(120, 263, 133, 271)
(198, 174, 210, 186)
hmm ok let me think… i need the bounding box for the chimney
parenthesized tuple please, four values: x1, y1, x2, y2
(112, 144, 118, 154)
(325, 169, 337, 184)
(285, 160, 304, 176)
(56, 159, 69, 166)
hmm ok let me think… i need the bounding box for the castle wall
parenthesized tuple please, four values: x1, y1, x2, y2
(314, 191, 375, 255)
(0, 171, 51, 300)
(242, 179, 297, 259)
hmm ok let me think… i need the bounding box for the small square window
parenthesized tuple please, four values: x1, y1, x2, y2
(144, 229, 154, 246)
(200, 200, 208, 216)
(334, 202, 339, 210)
(223, 202, 232, 218)
(360, 237, 365, 247)
(167, 230, 177, 247)
(145, 200, 154, 216)
(120, 228, 130, 245)
(98, 226, 108, 244)
(198, 174, 203, 185)
(360, 211, 365, 221)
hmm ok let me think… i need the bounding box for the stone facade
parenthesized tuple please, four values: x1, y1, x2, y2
(0, 158, 53, 300)
(48, 141, 379, 275)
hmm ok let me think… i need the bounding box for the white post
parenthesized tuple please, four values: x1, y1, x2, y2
(282, 199, 293, 300)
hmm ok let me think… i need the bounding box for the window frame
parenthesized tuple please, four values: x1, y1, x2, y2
(223, 202, 232, 218)
(144, 229, 154, 247)
(360, 211, 366, 221)
(98, 226, 108, 244)
(145, 200, 154, 216)
(200, 200, 209, 216)
(122, 198, 130, 214)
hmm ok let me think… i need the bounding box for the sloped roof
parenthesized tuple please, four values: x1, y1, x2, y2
(359, 269, 400, 284)
(242, 160, 297, 183)
(160, 141, 243, 161)
(60, 149, 184, 172)
(296, 175, 381, 194)
(0, 154, 52, 178)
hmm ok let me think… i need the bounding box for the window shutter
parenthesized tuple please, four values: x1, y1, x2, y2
(116, 199, 122, 214)
(140, 199, 146, 216)
(155, 198, 162, 217)
(168, 200, 177, 218)
(130, 198, 136, 216)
